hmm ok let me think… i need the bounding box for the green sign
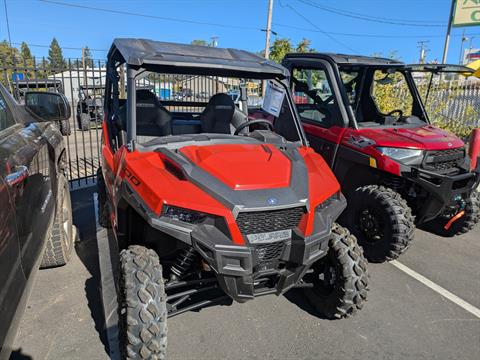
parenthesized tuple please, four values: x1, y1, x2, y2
(453, 0, 480, 27)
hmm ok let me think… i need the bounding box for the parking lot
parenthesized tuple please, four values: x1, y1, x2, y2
(8, 185, 479, 360)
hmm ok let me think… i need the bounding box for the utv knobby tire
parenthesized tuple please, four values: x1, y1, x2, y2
(79, 113, 90, 131)
(119, 246, 168, 360)
(430, 190, 480, 237)
(340, 185, 415, 263)
(96, 167, 111, 228)
(59, 119, 71, 136)
(304, 224, 369, 319)
(40, 174, 74, 268)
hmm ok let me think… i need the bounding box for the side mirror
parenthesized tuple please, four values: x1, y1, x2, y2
(25, 91, 71, 121)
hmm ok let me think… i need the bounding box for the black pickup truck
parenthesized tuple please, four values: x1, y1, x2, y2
(0, 83, 75, 358)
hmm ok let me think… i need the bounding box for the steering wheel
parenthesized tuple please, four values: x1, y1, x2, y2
(386, 109, 404, 118)
(234, 119, 274, 135)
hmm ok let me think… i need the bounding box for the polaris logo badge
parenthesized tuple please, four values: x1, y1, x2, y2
(267, 197, 278, 205)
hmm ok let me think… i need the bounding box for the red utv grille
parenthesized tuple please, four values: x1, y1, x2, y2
(423, 148, 465, 171)
(236, 207, 305, 235)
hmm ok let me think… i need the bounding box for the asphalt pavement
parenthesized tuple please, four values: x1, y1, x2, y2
(10, 186, 480, 360)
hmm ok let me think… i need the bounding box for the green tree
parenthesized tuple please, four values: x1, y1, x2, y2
(48, 38, 65, 69)
(191, 39, 209, 46)
(296, 38, 311, 53)
(20, 42, 32, 61)
(269, 38, 293, 63)
(269, 38, 315, 63)
(83, 46, 94, 68)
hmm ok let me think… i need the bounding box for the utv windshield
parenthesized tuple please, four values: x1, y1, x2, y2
(110, 68, 304, 147)
(339, 66, 427, 127)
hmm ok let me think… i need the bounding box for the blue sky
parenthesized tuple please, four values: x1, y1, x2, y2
(1, 0, 479, 63)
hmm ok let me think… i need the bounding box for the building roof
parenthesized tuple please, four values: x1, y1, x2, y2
(108, 38, 289, 79)
(284, 53, 404, 67)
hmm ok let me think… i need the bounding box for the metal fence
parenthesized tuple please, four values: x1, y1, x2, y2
(419, 80, 480, 130)
(1, 57, 107, 187)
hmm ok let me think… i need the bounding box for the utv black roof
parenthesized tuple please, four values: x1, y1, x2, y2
(108, 38, 289, 79)
(284, 53, 403, 67)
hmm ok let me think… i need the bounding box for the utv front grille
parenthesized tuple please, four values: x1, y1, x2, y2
(236, 207, 305, 235)
(423, 147, 465, 171)
(255, 242, 285, 263)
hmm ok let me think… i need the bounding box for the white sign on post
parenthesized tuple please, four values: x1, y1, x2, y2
(453, 0, 480, 27)
(262, 81, 286, 118)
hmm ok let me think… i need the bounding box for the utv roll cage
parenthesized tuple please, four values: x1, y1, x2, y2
(282, 53, 476, 130)
(105, 38, 308, 150)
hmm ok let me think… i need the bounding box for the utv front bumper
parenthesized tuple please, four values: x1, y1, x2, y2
(403, 163, 480, 223)
(190, 196, 346, 303)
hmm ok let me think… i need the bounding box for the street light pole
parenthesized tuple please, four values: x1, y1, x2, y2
(264, 0, 274, 59)
(442, 0, 456, 64)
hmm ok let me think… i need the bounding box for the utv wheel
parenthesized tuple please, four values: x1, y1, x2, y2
(96, 168, 111, 228)
(79, 113, 90, 131)
(340, 185, 415, 263)
(119, 246, 168, 360)
(40, 174, 74, 268)
(303, 224, 369, 319)
(431, 191, 480, 237)
(59, 119, 71, 136)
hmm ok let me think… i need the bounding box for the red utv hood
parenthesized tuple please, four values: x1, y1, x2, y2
(355, 125, 464, 150)
(180, 144, 291, 190)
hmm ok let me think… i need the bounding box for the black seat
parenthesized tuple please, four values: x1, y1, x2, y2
(136, 89, 172, 136)
(200, 93, 234, 134)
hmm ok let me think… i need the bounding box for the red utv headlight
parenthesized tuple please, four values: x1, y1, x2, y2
(163, 205, 207, 224)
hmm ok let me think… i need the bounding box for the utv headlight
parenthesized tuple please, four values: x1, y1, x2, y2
(377, 147, 423, 161)
(163, 205, 207, 224)
(316, 191, 341, 211)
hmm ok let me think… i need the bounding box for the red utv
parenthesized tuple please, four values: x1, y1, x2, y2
(97, 39, 368, 359)
(282, 54, 480, 262)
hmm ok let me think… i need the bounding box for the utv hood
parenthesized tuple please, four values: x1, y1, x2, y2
(179, 144, 291, 190)
(359, 125, 464, 150)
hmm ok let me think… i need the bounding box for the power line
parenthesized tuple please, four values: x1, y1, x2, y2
(3, 0, 13, 48)
(38, 0, 262, 31)
(286, 4, 358, 54)
(301, 0, 445, 24)
(11, 42, 108, 52)
(273, 22, 477, 39)
(296, 0, 446, 27)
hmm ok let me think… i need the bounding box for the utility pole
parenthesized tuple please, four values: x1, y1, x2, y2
(442, 0, 456, 64)
(417, 41, 430, 64)
(264, 0, 274, 59)
(459, 30, 468, 64)
(81, 47, 87, 87)
(210, 36, 219, 48)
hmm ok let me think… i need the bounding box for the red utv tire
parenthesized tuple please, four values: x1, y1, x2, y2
(340, 185, 415, 263)
(429, 190, 480, 237)
(303, 224, 369, 319)
(40, 174, 74, 268)
(119, 245, 168, 360)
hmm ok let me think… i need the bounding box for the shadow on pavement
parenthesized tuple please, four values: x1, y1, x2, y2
(70, 185, 109, 356)
(283, 288, 331, 320)
(9, 348, 33, 360)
